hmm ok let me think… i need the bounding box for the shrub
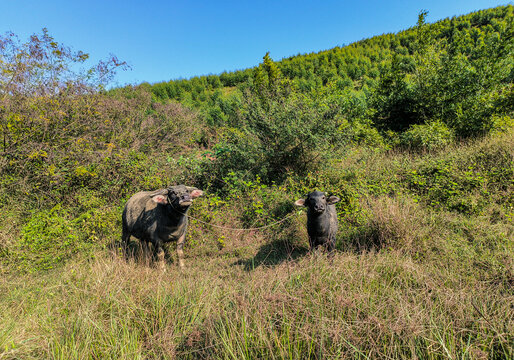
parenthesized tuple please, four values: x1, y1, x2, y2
(14, 205, 81, 271)
(209, 89, 346, 185)
(491, 114, 514, 134)
(400, 120, 454, 150)
(404, 131, 513, 215)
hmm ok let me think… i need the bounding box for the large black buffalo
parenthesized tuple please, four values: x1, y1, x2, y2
(122, 185, 203, 268)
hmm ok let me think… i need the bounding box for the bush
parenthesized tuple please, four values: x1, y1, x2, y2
(400, 120, 454, 150)
(491, 115, 514, 134)
(404, 131, 513, 215)
(208, 88, 347, 185)
(14, 205, 81, 271)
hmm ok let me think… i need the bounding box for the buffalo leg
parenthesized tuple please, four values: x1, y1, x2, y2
(177, 233, 186, 268)
(326, 238, 335, 252)
(121, 225, 130, 258)
(308, 237, 315, 251)
(141, 240, 151, 263)
(153, 238, 166, 270)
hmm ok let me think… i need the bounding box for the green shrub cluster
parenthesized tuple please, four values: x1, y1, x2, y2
(400, 120, 454, 150)
(404, 136, 514, 216)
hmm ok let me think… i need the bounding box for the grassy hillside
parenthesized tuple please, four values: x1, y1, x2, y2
(1, 5, 513, 359)
(1, 131, 513, 359)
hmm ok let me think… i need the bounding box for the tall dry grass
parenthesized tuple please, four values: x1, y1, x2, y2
(1, 241, 512, 359)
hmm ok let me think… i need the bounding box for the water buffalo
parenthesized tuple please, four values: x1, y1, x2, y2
(295, 191, 340, 251)
(122, 185, 203, 268)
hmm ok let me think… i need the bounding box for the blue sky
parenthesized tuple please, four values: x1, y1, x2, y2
(0, 1, 509, 87)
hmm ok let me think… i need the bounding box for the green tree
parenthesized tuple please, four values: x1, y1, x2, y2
(253, 52, 284, 99)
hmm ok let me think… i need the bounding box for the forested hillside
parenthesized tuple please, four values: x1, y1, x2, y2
(150, 6, 513, 136)
(0, 5, 513, 359)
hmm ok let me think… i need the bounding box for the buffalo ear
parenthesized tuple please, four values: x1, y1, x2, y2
(327, 196, 340, 205)
(295, 199, 306, 206)
(152, 195, 168, 204)
(190, 189, 204, 198)
(150, 188, 168, 197)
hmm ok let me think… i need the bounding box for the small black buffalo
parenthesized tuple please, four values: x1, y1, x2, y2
(295, 191, 340, 251)
(122, 185, 203, 268)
